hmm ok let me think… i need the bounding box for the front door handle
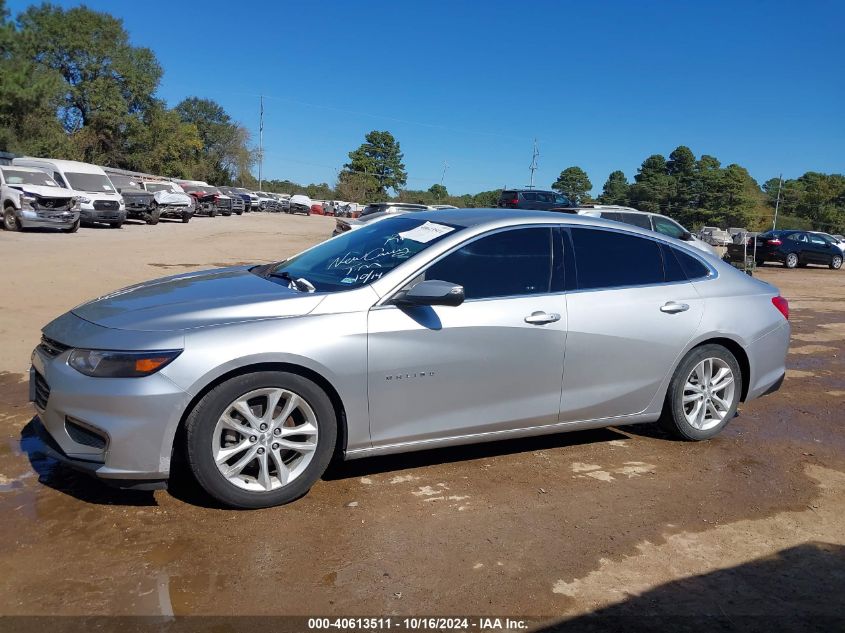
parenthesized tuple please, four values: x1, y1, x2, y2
(525, 311, 561, 325)
(660, 301, 690, 314)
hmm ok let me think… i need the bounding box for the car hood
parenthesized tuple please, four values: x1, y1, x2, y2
(8, 184, 77, 199)
(153, 190, 192, 205)
(72, 267, 326, 332)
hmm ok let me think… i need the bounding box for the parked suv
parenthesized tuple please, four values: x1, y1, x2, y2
(497, 189, 573, 211)
(13, 158, 126, 228)
(219, 187, 248, 215)
(104, 171, 158, 224)
(1, 165, 80, 232)
(577, 206, 716, 255)
(736, 230, 843, 270)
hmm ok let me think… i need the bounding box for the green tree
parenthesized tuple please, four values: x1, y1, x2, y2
(175, 97, 253, 184)
(340, 130, 407, 198)
(666, 145, 697, 217)
(429, 183, 448, 199)
(552, 166, 592, 203)
(598, 170, 629, 205)
(16, 3, 162, 164)
(629, 154, 672, 213)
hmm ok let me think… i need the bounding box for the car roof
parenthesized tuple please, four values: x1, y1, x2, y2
(393, 208, 640, 231)
(13, 157, 107, 174)
(0, 165, 50, 174)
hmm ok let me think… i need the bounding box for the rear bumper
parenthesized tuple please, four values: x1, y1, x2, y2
(746, 321, 790, 401)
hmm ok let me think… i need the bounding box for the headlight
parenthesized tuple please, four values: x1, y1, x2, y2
(68, 349, 182, 378)
(21, 194, 37, 209)
(77, 196, 91, 204)
(71, 196, 82, 210)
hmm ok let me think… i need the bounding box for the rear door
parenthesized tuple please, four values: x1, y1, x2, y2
(560, 227, 704, 421)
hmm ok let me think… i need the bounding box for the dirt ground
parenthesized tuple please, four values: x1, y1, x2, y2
(0, 213, 843, 627)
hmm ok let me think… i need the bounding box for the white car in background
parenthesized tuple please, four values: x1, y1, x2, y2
(576, 206, 717, 255)
(1, 165, 80, 232)
(140, 180, 195, 223)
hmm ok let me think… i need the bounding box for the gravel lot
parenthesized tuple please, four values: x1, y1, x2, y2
(0, 213, 843, 624)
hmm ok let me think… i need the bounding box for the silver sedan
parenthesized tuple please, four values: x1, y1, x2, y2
(30, 210, 790, 508)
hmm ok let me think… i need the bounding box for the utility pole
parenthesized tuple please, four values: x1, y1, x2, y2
(527, 139, 539, 189)
(258, 95, 264, 191)
(772, 173, 783, 231)
(440, 160, 448, 186)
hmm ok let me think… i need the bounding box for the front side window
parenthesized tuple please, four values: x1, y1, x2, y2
(554, 193, 571, 206)
(257, 217, 463, 292)
(809, 234, 828, 246)
(423, 227, 553, 300)
(571, 228, 663, 290)
(652, 216, 687, 239)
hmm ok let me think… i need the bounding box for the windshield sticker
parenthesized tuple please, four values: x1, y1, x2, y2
(397, 221, 455, 243)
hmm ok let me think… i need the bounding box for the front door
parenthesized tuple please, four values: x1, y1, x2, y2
(367, 227, 567, 448)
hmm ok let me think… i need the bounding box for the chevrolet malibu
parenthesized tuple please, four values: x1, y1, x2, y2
(30, 210, 790, 508)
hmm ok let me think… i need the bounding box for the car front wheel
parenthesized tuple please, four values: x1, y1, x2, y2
(831, 254, 843, 270)
(3, 206, 21, 231)
(659, 344, 741, 440)
(185, 371, 337, 508)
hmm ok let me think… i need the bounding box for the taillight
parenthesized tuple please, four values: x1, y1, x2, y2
(509, 198, 518, 206)
(767, 238, 782, 246)
(772, 296, 789, 320)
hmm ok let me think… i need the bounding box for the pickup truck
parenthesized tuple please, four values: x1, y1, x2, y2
(105, 171, 158, 224)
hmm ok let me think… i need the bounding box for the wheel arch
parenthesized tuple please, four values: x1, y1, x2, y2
(687, 337, 751, 402)
(170, 361, 348, 471)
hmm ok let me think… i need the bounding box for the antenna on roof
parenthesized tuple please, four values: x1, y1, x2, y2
(527, 139, 539, 189)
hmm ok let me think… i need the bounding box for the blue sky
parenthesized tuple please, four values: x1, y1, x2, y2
(8, 0, 845, 194)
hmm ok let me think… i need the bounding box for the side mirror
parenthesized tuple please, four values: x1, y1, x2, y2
(680, 231, 693, 241)
(395, 280, 464, 307)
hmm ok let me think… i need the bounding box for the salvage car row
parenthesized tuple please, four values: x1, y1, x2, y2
(0, 156, 305, 233)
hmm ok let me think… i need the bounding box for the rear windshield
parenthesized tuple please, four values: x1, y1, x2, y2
(1, 168, 60, 187)
(498, 190, 517, 200)
(64, 172, 115, 193)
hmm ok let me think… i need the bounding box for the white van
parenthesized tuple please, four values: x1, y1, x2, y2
(12, 157, 126, 228)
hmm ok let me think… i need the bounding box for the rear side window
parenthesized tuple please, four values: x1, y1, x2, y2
(425, 227, 552, 299)
(617, 213, 652, 230)
(571, 228, 663, 290)
(663, 244, 711, 280)
(652, 216, 687, 239)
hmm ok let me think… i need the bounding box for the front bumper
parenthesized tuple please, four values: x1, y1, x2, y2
(158, 204, 193, 219)
(18, 208, 79, 229)
(80, 208, 126, 223)
(29, 340, 191, 484)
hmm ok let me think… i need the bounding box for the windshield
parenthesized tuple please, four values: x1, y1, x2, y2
(1, 169, 60, 187)
(107, 174, 138, 190)
(258, 217, 463, 292)
(145, 182, 173, 193)
(64, 172, 115, 193)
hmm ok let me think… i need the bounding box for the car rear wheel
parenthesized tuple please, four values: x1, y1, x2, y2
(831, 255, 843, 270)
(3, 206, 21, 231)
(185, 371, 337, 508)
(659, 344, 741, 440)
(784, 253, 799, 268)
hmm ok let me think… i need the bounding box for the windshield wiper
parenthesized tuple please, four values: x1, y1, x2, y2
(267, 270, 316, 293)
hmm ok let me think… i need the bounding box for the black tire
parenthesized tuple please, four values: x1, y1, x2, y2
(784, 252, 799, 269)
(209, 209, 217, 217)
(831, 254, 843, 270)
(181, 211, 191, 223)
(184, 371, 337, 509)
(236, 210, 243, 216)
(146, 205, 161, 225)
(64, 219, 80, 233)
(3, 206, 21, 231)
(658, 344, 742, 441)
(110, 220, 123, 229)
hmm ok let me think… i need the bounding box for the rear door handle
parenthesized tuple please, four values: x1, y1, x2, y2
(660, 301, 690, 314)
(525, 311, 561, 325)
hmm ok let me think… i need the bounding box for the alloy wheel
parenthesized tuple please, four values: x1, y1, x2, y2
(786, 253, 798, 268)
(681, 358, 736, 431)
(212, 388, 318, 492)
(832, 256, 842, 270)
